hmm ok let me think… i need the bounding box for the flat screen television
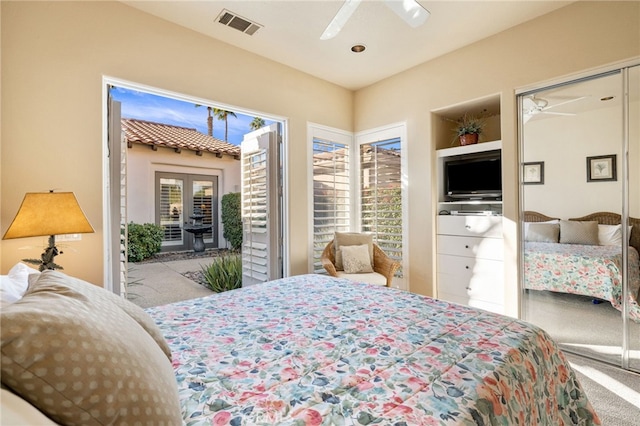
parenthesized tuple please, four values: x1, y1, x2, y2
(444, 151, 502, 201)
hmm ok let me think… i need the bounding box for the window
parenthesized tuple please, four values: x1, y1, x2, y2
(359, 138, 403, 273)
(310, 126, 353, 272)
(309, 123, 406, 284)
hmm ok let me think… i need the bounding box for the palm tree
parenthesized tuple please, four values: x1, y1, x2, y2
(250, 117, 265, 131)
(195, 104, 214, 136)
(213, 108, 237, 142)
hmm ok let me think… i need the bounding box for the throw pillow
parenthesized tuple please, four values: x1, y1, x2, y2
(525, 223, 560, 243)
(334, 232, 374, 271)
(341, 244, 374, 274)
(27, 270, 172, 360)
(524, 220, 559, 240)
(0, 275, 182, 425)
(560, 220, 599, 245)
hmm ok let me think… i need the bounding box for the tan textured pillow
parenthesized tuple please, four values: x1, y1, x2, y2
(526, 223, 560, 243)
(560, 220, 599, 245)
(1, 275, 182, 425)
(334, 232, 374, 270)
(28, 270, 172, 360)
(341, 244, 374, 274)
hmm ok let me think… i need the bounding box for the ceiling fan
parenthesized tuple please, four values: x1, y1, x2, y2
(320, 0, 430, 40)
(522, 94, 587, 122)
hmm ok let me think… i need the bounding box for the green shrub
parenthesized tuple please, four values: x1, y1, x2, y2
(127, 222, 164, 262)
(221, 192, 242, 251)
(201, 254, 242, 293)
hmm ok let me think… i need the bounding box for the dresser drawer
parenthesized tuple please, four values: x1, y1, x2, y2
(437, 291, 503, 315)
(437, 255, 504, 304)
(437, 215, 503, 238)
(437, 235, 503, 261)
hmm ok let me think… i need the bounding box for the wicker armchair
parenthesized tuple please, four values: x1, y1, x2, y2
(320, 239, 400, 287)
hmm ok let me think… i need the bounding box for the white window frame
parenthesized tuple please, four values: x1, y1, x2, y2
(356, 122, 408, 290)
(307, 123, 355, 272)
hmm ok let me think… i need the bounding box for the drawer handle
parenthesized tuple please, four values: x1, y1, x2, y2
(465, 266, 470, 269)
(465, 245, 469, 249)
(465, 225, 471, 229)
(466, 287, 471, 290)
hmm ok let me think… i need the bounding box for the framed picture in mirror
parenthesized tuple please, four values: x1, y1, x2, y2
(523, 161, 544, 185)
(587, 154, 616, 182)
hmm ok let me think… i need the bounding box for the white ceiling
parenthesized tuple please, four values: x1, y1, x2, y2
(122, 0, 573, 91)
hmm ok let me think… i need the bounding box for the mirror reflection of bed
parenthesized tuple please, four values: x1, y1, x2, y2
(519, 67, 640, 372)
(522, 210, 640, 364)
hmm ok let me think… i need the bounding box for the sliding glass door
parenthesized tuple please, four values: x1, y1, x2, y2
(519, 64, 639, 372)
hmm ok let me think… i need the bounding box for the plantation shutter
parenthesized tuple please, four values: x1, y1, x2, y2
(192, 180, 214, 243)
(159, 178, 184, 245)
(360, 138, 403, 273)
(312, 138, 350, 273)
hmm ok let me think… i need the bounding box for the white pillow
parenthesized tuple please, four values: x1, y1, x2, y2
(0, 263, 40, 305)
(598, 224, 633, 246)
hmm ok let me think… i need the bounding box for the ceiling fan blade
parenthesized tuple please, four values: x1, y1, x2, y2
(541, 111, 575, 116)
(542, 96, 588, 111)
(384, 0, 430, 28)
(320, 0, 362, 40)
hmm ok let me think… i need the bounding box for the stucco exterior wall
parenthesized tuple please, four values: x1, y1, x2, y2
(126, 144, 241, 248)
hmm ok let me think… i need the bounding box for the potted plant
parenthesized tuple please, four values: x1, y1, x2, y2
(451, 113, 485, 146)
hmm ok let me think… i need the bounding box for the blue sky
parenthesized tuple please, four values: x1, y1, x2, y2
(110, 86, 272, 145)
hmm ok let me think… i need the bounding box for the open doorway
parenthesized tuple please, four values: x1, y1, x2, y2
(103, 78, 286, 301)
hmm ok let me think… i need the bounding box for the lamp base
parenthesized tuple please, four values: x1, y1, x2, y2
(22, 235, 63, 271)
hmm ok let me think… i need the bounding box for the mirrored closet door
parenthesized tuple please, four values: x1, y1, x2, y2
(519, 64, 639, 372)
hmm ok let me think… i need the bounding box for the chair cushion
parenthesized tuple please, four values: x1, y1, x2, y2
(336, 271, 387, 286)
(341, 244, 374, 273)
(334, 232, 373, 271)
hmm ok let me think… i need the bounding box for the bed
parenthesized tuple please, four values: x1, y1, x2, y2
(524, 211, 640, 322)
(1, 269, 601, 425)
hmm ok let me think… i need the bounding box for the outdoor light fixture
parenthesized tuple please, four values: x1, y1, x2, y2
(3, 191, 95, 271)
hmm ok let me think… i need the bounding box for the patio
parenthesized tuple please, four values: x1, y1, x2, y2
(126, 254, 216, 308)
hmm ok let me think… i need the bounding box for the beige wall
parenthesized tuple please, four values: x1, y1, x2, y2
(1, 1, 352, 285)
(353, 1, 639, 314)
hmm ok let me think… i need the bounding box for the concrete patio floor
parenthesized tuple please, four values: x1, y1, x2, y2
(126, 257, 215, 308)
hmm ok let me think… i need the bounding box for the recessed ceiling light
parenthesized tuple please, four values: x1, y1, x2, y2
(600, 96, 614, 101)
(351, 44, 366, 53)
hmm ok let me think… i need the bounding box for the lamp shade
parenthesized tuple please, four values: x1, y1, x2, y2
(3, 192, 94, 239)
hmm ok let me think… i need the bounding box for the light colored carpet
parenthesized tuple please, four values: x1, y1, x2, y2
(524, 290, 640, 371)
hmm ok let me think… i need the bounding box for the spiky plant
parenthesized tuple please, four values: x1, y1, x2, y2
(201, 254, 242, 293)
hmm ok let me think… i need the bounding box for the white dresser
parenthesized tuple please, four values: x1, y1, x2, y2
(436, 215, 504, 314)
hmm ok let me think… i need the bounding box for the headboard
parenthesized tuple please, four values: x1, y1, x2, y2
(569, 212, 640, 255)
(523, 211, 560, 223)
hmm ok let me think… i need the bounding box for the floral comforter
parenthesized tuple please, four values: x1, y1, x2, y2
(524, 242, 640, 322)
(147, 274, 599, 425)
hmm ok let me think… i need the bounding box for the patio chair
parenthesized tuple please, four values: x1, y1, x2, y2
(320, 238, 400, 287)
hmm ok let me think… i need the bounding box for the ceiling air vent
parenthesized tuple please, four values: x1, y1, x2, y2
(217, 10, 262, 36)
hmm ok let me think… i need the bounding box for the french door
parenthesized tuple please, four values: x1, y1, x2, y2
(156, 173, 219, 252)
(241, 123, 282, 286)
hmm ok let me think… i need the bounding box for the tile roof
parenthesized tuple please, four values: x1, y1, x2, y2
(122, 118, 240, 158)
